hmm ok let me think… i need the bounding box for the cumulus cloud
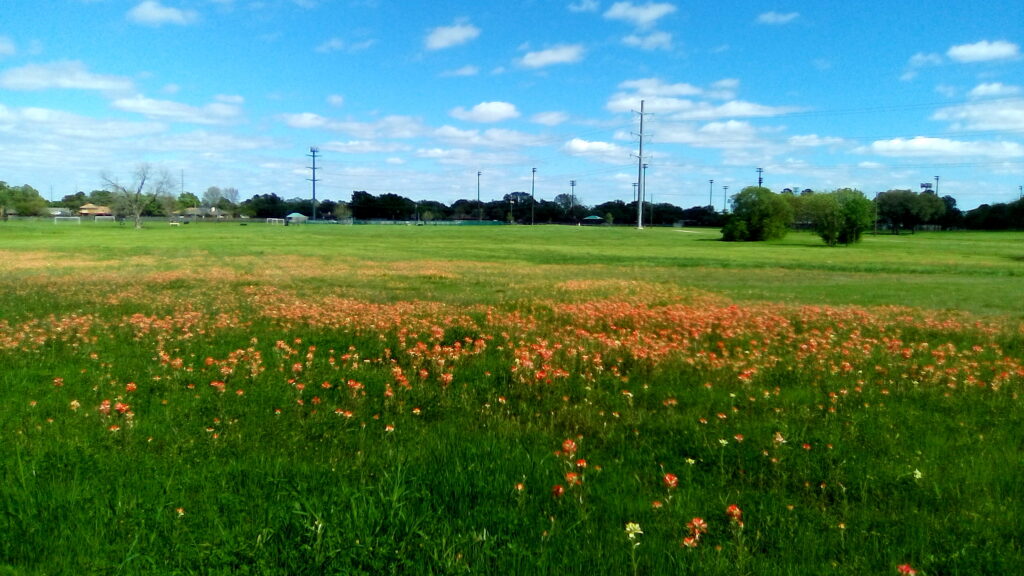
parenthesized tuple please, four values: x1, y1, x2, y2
(622, 31, 672, 51)
(909, 52, 943, 67)
(0, 105, 166, 140)
(441, 65, 480, 77)
(568, 0, 599, 12)
(947, 40, 1019, 63)
(327, 94, 345, 107)
(563, 138, 629, 162)
(788, 134, 845, 147)
(450, 101, 520, 123)
(531, 111, 569, 126)
(756, 11, 799, 25)
(0, 61, 134, 92)
(968, 83, 1021, 98)
(518, 44, 585, 68)
(932, 98, 1024, 132)
(112, 95, 242, 124)
(435, 125, 546, 148)
(127, 1, 199, 26)
(316, 37, 375, 54)
(425, 20, 480, 50)
(861, 136, 1024, 158)
(603, 2, 677, 29)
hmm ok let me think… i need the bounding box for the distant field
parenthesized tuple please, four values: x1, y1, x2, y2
(1, 221, 1022, 575)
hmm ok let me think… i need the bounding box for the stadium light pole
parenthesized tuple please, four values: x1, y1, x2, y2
(708, 179, 714, 207)
(531, 167, 536, 225)
(477, 171, 482, 221)
(722, 185, 729, 213)
(570, 180, 577, 223)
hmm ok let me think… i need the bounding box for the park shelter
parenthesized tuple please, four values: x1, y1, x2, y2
(286, 213, 308, 224)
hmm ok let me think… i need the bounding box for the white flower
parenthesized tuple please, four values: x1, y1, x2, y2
(625, 522, 643, 540)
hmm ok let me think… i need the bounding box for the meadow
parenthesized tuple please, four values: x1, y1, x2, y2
(1, 221, 1021, 575)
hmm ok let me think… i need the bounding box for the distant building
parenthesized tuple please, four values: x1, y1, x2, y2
(78, 203, 112, 216)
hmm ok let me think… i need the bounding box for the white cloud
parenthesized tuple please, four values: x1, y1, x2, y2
(415, 147, 523, 166)
(0, 61, 134, 92)
(518, 44, 585, 68)
(281, 112, 329, 129)
(568, 0, 599, 12)
(215, 94, 245, 104)
(861, 136, 1024, 158)
(327, 94, 345, 107)
(442, 65, 480, 77)
(607, 82, 800, 119)
(112, 95, 242, 124)
(788, 134, 845, 147)
(316, 37, 375, 53)
(435, 126, 546, 148)
(450, 101, 520, 123)
(909, 52, 943, 67)
(531, 111, 569, 126)
(947, 40, 1020, 63)
(968, 83, 1021, 98)
(425, 20, 480, 50)
(322, 140, 410, 154)
(332, 115, 426, 139)
(563, 138, 629, 163)
(2, 105, 166, 140)
(618, 77, 702, 97)
(0, 36, 15, 57)
(604, 2, 676, 29)
(623, 31, 672, 51)
(127, 1, 199, 26)
(932, 98, 1024, 132)
(756, 11, 799, 25)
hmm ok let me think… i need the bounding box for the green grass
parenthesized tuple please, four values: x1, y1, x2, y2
(0, 221, 1022, 575)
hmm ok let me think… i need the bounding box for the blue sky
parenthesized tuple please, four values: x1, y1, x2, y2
(1, 1, 1022, 210)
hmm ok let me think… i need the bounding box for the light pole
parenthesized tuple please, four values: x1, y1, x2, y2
(477, 171, 482, 221)
(708, 179, 714, 207)
(722, 185, 729, 213)
(935, 175, 940, 196)
(569, 180, 577, 222)
(531, 167, 536, 225)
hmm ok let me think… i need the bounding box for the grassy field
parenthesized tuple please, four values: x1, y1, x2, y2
(1, 221, 1022, 575)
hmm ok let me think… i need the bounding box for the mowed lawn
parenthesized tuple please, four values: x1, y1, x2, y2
(1, 221, 1022, 575)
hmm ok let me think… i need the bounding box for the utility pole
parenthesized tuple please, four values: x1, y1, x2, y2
(307, 147, 320, 221)
(477, 171, 482, 221)
(635, 99, 647, 230)
(633, 182, 638, 204)
(531, 167, 536, 225)
(643, 163, 650, 225)
(757, 167, 764, 188)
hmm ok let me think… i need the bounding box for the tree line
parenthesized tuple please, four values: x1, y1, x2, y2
(3, 174, 1023, 236)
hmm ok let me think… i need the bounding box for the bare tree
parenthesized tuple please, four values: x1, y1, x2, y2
(103, 164, 175, 229)
(221, 187, 239, 206)
(202, 186, 223, 209)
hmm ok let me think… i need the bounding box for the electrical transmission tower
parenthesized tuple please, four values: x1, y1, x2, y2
(634, 100, 648, 229)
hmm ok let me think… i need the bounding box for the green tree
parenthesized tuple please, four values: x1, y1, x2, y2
(0, 182, 49, 217)
(806, 188, 874, 246)
(875, 189, 946, 234)
(722, 186, 793, 241)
